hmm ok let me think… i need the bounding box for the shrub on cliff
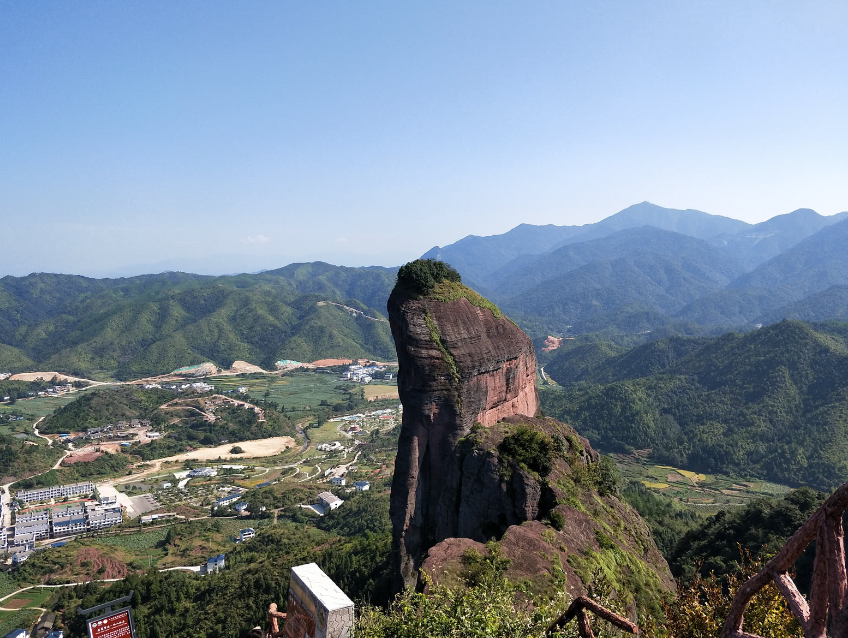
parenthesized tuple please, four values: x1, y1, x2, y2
(395, 259, 461, 296)
(498, 426, 555, 479)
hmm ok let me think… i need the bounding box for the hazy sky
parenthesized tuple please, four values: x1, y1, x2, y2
(2, 1, 846, 277)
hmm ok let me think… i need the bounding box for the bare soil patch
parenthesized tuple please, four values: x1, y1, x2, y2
(62, 449, 104, 465)
(162, 436, 295, 463)
(228, 360, 266, 374)
(311, 358, 353, 367)
(10, 371, 93, 383)
(4, 598, 32, 609)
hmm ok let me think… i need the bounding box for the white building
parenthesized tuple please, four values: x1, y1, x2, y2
(354, 481, 370, 492)
(317, 491, 343, 511)
(331, 477, 346, 486)
(239, 528, 256, 542)
(16, 481, 94, 504)
(206, 554, 225, 574)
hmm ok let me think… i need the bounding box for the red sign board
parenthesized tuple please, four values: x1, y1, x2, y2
(88, 608, 135, 638)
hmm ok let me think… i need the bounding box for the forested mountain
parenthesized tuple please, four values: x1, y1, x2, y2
(0, 263, 397, 379)
(759, 286, 848, 324)
(501, 243, 742, 335)
(423, 202, 749, 285)
(487, 226, 744, 298)
(541, 320, 848, 490)
(730, 216, 848, 298)
(709, 208, 848, 270)
(421, 203, 848, 339)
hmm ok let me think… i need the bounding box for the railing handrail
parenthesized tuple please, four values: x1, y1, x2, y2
(547, 596, 638, 637)
(721, 480, 848, 638)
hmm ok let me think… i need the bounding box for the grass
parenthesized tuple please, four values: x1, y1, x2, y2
(3, 587, 53, 609)
(207, 372, 346, 414)
(362, 384, 398, 400)
(428, 281, 503, 319)
(616, 453, 793, 513)
(0, 609, 40, 637)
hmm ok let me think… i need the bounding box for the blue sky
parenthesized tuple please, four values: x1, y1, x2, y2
(1, 1, 846, 277)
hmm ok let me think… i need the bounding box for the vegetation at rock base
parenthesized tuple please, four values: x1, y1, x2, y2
(667, 487, 825, 590)
(541, 320, 848, 490)
(620, 481, 700, 558)
(395, 258, 461, 296)
(316, 491, 391, 537)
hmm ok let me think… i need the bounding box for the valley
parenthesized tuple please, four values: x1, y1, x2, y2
(2, 206, 848, 636)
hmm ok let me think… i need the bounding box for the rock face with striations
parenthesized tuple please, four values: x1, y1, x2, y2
(387, 261, 674, 612)
(388, 262, 539, 591)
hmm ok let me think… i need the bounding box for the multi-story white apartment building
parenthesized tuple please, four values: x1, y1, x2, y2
(16, 481, 94, 504)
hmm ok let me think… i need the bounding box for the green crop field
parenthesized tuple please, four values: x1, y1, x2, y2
(209, 372, 347, 412)
(3, 587, 54, 610)
(0, 609, 40, 637)
(614, 453, 793, 513)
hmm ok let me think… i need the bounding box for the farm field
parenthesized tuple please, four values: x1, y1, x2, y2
(208, 372, 346, 413)
(362, 384, 398, 400)
(0, 387, 96, 427)
(2, 587, 54, 610)
(614, 453, 793, 513)
(0, 609, 41, 637)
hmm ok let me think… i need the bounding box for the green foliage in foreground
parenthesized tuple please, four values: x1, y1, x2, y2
(541, 320, 848, 490)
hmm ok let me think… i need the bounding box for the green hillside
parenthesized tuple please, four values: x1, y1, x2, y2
(0, 264, 397, 380)
(502, 248, 738, 336)
(542, 321, 848, 490)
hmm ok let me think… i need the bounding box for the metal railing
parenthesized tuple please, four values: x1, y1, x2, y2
(722, 480, 848, 638)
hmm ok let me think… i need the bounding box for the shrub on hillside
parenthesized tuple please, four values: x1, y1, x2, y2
(395, 259, 461, 296)
(498, 426, 555, 479)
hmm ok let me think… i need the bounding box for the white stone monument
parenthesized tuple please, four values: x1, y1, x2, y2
(284, 563, 355, 638)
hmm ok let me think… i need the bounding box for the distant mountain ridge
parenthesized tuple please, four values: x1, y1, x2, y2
(0, 263, 398, 380)
(422, 203, 848, 339)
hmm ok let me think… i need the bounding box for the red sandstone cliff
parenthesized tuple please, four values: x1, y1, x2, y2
(388, 281, 539, 591)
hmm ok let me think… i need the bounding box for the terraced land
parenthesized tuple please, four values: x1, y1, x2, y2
(614, 453, 792, 514)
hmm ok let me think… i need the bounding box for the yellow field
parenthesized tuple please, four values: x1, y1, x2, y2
(363, 384, 399, 400)
(642, 481, 670, 489)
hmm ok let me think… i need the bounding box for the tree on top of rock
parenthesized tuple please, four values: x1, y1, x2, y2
(396, 259, 461, 296)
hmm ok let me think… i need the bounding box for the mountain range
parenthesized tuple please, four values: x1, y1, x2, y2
(541, 320, 848, 490)
(424, 202, 848, 339)
(3, 201, 848, 379)
(0, 263, 397, 380)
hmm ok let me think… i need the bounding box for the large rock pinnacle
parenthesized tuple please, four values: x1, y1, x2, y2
(387, 262, 539, 591)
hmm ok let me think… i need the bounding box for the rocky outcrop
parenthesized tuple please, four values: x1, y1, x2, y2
(420, 416, 675, 609)
(388, 281, 539, 591)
